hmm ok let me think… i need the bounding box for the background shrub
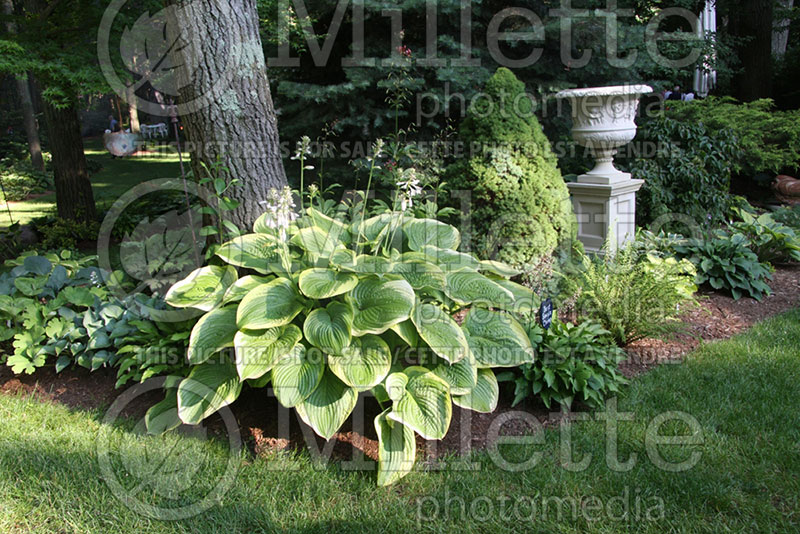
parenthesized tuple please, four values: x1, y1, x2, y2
(627, 116, 739, 227)
(446, 67, 575, 266)
(0, 158, 53, 202)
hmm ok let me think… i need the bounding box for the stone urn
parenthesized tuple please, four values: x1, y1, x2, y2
(554, 85, 652, 252)
(556, 85, 652, 184)
(103, 131, 141, 157)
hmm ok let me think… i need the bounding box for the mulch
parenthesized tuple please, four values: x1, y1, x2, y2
(2, 263, 799, 464)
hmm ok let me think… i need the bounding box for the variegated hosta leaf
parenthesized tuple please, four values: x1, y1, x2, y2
(295, 368, 358, 440)
(222, 275, 273, 305)
(384, 372, 409, 401)
(303, 302, 353, 354)
(388, 366, 452, 440)
(419, 245, 480, 272)
(429, 352, 477, 395)
(352, 213, 393, 243)
(462, 308, 535, 368)
(233, 324, 303, 381)
(390, 320, 420, 348)
(327, 334, 391, 391)
(177, 359, 241, 425)
(305, 207, 351, 244)
(187, 305, 238, 364)
(298, 268, 358, 299)
(348, 277, 415, 336)
(375, 408, 416, 486)
(145, 389, 181, 435)
(491, 278, 540, 314)
(338, 254, 394, 275)
(271, 345, 324, 408)
(165, 265, 237, 310)
(389, 260, 446, 290)
(215, 233, 281, 274)
(478, 260, 521, 278)
(403, 218, 460, 251)
(237, 277, 304, 330)
(330, 248, 357, 268)
(444, 271, 514, 307)
(290, 226, 342, 259)
(253, 210, 299, 234)
(453, 368, 499, 413)
(411, 302, 470, 364)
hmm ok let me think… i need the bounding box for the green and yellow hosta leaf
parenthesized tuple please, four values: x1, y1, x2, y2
(462, 308, 534, 368)
(453, 368, 499, 413)
(478, 260, 521, 278)
(389, 260, 446, 290)
(295, 368, 358, 440)
(352, 213, 393, 243)
(234, 324, 303, 381)
(187, 305, 238, 364)
(375, 409, 416, 486)
(177, 359, 241, 425)
(411, 302, 470, 364)
(348, 277, 415, 336)
(338, 254, 394, 275)
(419, 245, 480, 272)
(327, 334, 391, 391)
(291, 226, 342, 259)
(215, 233, 281, 274)
(403, 218, 460, 251)
(271, 345, 324, 408)
(390, 320, 420, 348)
(222, 275, 273, 305)
(491, 278, 540, 314)
(237, 277, 304, 330)
(444, 271, 514, 307)
(145, 389, 181, 435)
(298, 268, 358, 299)
(165, 265, 237, 310)
(429, 353, 477, 395)
(388, 366, 451, 440)
(303, 302, 353, 354)
(305, 207, 351, 244)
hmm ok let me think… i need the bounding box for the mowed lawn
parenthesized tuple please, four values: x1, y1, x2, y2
(0, 310, 798, 533)
(2, 138, 184, 227)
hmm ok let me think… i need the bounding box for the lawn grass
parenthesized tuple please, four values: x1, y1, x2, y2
(1, 138, 184, 227)
(1, 310, 799, 533)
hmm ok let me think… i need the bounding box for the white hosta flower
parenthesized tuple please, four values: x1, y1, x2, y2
(291, 136, 312, 160)
(258, 186, 298, 240)
(396, 168, 423, 213)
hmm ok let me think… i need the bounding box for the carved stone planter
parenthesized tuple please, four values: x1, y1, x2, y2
(556, 85, 652, 252)
(103, 131, 141, 157)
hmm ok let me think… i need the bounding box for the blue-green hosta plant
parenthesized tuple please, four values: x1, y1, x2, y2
(158, 186, 540, 485)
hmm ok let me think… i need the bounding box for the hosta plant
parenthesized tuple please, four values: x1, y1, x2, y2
(159, 188, 540, 485)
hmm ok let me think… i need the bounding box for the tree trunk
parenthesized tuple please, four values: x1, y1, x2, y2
(41, 102, 96, 222)
(730, 0, 775, 101)
(127, 82, 140, 133)
(17, 75, 45, 172)
(2, 0, 45, 171)
(170, 0, 287, 231)
(772, 0, 793, 57)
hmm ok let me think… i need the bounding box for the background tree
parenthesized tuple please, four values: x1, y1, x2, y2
(167, 0, 288, 230)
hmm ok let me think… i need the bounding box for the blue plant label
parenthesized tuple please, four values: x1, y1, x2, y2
(539, 298, 553, 330)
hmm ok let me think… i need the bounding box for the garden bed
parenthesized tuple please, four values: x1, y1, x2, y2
(2, 263, 799, 465)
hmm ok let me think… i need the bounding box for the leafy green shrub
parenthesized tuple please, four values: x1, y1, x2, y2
(730, 209, 800, 263)
(562, 244, 697, 345)
(672, 232, 773, 301)
(160, 187, 540, 486)
(666, 98, 800, 178)
(446, 67, 575, 266)
(0, 158, 53, 202)
(629, 116, 738, 226)
(31, 216, 101, 250)
(772, 205, 800, 230)
(499, 320, 627, 410)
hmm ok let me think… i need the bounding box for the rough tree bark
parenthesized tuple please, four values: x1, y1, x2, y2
(126, 81, 140, 133)
(170, 0, 288, 231)
(2, 0, 45, 171)
(727, 0, 775, 101)
(41, 102, 96, 221)
(773, 0, 793, 57)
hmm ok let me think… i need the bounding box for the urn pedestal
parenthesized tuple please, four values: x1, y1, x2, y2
(556, 85, 651, 253)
